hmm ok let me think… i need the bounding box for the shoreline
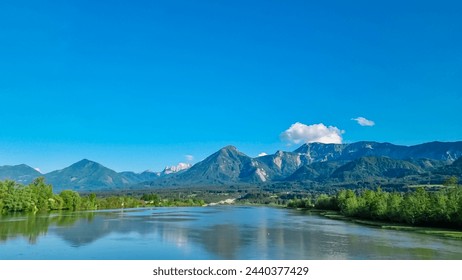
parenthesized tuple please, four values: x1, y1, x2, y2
(297, 208, 462, 240)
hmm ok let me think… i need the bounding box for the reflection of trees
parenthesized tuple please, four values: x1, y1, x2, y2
(53, 211, 195, 247)
(54, 212, 93, 227)
(0, 213, 50, 244)
(0, 211, 92, 245)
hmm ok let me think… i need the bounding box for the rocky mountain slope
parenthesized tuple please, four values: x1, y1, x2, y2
(1, 141, 462, 191)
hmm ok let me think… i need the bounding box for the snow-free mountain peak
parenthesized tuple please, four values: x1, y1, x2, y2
(0, 164, 42, 184)
(45, 159, 131, 191)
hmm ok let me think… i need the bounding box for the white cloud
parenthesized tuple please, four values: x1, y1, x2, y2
(352, 117, 375, 127)
(34, 167, 42, 174)
(185, 155, 194, 162)
(281, 122, 344, 144)
(257, 152, 268, 157)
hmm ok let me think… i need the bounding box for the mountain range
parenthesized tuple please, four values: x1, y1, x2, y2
(1, 141, 461, 192)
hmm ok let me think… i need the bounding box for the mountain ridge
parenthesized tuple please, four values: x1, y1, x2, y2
(294, 141, 462, 162)
(1, 140, 462, 191)
(44, 159, 131, 191)
(0, 164, 42, 184)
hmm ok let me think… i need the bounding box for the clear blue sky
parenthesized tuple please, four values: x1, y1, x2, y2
(1, 0, 461, 173)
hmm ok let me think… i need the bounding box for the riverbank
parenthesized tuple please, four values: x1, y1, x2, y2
(303, 209, 462, 240)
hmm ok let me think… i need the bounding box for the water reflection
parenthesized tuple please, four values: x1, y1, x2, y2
(1, 207, 462, 259)
(0, 212, 94, 245)
(196, 224, 242, 259)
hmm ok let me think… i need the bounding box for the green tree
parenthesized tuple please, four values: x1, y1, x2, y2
(141, 193, 161, 206)
(429, 190, 450, 224)
(0, 181, 8, 213)
(59, 190, 81, 210)
(29, 177, 53, 212)
(386, 192, 404, 222)
(80, 193, 98, 210)
(401, 187, 431, 225)
(337, 189, 359, 216)
(3, 184, 35, 213)
(368, 188, 388, 220)
(444, 176, 459, 187)
(315, 194, 338, 210)
(287, 198, 312, 209)
(446, 188, 462, 226)
(48, 194, 64, 210)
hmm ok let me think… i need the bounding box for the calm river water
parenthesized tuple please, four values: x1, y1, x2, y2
(1, 206, 461, 259)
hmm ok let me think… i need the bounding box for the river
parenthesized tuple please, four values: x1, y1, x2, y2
(1, 206, 461, 259)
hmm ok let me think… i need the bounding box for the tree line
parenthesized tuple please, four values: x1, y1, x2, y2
(288, 183, 462, 229)
(0, 178, 205, 214)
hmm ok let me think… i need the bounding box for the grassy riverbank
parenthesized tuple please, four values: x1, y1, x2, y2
(309, 209, 462, 239)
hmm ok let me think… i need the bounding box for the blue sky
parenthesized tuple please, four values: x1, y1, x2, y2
(1, 0, 461, 173)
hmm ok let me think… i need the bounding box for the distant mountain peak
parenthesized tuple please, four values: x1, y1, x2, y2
(213, 145, 247, 159)
(45, 159, 130, 191)
(142, 169, 156, 173)
(162, 163, 191, 175)
(162, 145, 263, 185)
(74, 159, 98, 166)
(221, 145, 238, 151)
(0, 164, 42, 184)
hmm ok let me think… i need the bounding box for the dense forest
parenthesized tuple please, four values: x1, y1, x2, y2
(0, 178, 205, 214)
(288, 177, 462, 229)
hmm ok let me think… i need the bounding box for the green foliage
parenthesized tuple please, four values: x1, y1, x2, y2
(29, 177, 53, 212)
(314, 194, 338, 210)
(238, 192, 284, 205)
(1, 180, 36, 213)
(313, 187, 462, 229)
(48, 194, 64, 210)
(385, 192, 404, 221)
(0, 179, 210, 215)
(59, 190, 82, 210)
(336, 189, 359, 216)
(443, 176, 459, 187)
(365, 188, 389, 219)
(141, 193, 161, 206)
(287, 198, 313, 209)
(0, 181, 8, 212)
(401, 187, 431, 224)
